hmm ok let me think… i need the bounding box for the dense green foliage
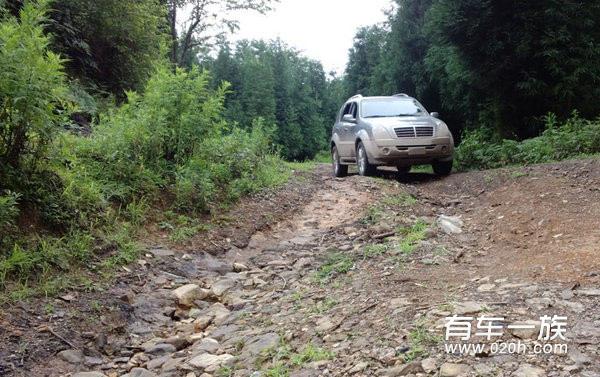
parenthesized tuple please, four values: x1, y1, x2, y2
(206, 40, 339, 161)
(346, 0, 600, 140)
(0, 0, 66, 172)
(47, 0, 166, 96)
(0, 2, 289, 297)
(456, 114, 600, 171)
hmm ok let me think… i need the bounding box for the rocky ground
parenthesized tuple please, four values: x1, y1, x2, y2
(2, 159, 600, 377)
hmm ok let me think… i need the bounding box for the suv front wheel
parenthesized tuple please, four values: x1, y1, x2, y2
(357, 142, 376, 176)
(432, 159, 453, 176)
(332, 145, 348, 177)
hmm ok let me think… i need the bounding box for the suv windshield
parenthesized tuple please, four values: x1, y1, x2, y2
(361, 98, 426, 118)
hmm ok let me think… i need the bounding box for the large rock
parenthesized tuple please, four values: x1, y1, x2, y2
(383, 361, 424, 376)
(440, 363, 472, 377)
(211, 279, 236, 297)
(511, 364, 545, 377)
(508, 320, 540, 340)
(58, 349, 83, 364)
(172, 284, 208, 307)
(438, 215, 464, 234)
(454, 301, 484, 315)
(244, 333, 280, 356)
(144, 343, 177, 356)
(188, 353, 235, 372)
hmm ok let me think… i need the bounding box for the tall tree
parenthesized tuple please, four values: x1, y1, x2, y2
(165, 0, 277, 67)
(345, 25, 386, 97)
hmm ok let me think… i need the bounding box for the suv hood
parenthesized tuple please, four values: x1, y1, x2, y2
(364, 115, 437, 128)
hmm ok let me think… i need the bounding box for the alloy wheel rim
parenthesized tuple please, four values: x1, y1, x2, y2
(332, 149, 339, 174)
(358, 147, 365, 174)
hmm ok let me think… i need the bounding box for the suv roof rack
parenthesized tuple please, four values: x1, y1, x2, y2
(393, 93, 409, 97)
(349, 94, 363, 100)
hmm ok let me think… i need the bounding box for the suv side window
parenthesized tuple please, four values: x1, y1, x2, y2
(341, 103, 352, 118)
(350, 103, 358, 118)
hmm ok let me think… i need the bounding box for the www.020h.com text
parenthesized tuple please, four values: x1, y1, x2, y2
(445, 341, 568, 355)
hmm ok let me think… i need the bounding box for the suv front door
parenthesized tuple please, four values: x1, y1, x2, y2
(338, 102, 357, 159)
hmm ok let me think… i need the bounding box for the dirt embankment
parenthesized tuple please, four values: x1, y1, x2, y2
(2, 158, 600, 377)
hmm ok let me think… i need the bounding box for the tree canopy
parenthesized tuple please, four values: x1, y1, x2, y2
(346, 0, 600, 139)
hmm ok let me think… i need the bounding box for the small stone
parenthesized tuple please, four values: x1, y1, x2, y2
(211, 279, 236, 297)
(568, 348, 591, 365)
(233, 263, 249, 272)
(440, 363, 472, 377)
(164, 336, 190, 350)
(122, 368, 157, 377)
(477, 284, 496, 292)
(172, 284, 208, 307)
(511, 364, 545, 377)
(188, 353, 235, 372)
(387, 361, 424, 376)
(454, 301, 484, 315)
(58, 349, 83, 364)
(421, 358, 437, 373)
(192, 338, 220, 354)
(316, 316, 337, 332)
(576, 289, 600, 296)
(438, 215, 463, 234)
(194, 315, 213, 331)
(72, 373, 107, 377)
(508, 320, 540, 340)
(348, 362, 369, 374)
(244, 333, 280, 356)
(144, 343, 176, 356)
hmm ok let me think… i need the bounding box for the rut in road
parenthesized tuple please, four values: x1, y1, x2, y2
(19, 160, 600, 376)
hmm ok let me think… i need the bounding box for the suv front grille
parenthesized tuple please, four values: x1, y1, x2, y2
(394, 126, 434, 138)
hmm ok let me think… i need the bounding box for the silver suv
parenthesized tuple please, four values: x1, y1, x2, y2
(330, 94, 455, 177)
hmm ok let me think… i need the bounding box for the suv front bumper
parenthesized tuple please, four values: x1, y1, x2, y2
(364, 137, 454, 165)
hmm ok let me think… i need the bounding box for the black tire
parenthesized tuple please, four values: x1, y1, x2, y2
(356, 142, 376, 176)
(432, 159, 453, 176)
(397, 165, 412, 174)
(332, 146, 348, 177)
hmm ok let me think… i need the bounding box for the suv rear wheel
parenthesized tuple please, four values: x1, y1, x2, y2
(432, 159, 453, 176)
(332, 145, 348, 177)
(357, 142, 376, 176)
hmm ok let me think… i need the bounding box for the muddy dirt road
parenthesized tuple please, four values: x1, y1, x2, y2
(3, 159, 600, 377)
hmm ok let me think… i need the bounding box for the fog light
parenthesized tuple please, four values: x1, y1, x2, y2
(441, 146, 448, 153)
(382, 147, 391, 155)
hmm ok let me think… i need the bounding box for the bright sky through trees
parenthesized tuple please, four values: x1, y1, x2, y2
(232, 0, 392, 73)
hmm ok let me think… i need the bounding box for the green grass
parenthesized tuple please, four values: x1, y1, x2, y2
(456, 113, 600, 171)
(397, 220, 429, 254)
(404, 319, 443, 361)
(258, 341, 334, 377)
(382, 193, 418, 207)
(360, 205, 385, 225)
(310, 298, 338, 314)
(315, 252, 354, 283)
(363, 243, 390, 258)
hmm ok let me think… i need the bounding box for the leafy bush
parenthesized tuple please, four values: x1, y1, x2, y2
(175, 119, 288, 212)
(0, 4, 290, 298)
(0, 0, 66, 172)
(70, 67, 230, 203)
(0, 191, 20, 236)
(456, 113, 600, 171)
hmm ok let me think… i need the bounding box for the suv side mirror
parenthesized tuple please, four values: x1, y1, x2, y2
(342, 114, 357, 123)
(430, 112, 440, 119)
